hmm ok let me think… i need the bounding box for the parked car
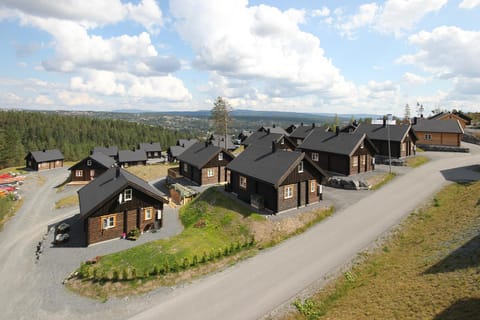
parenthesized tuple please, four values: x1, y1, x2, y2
(54, 233, 69, 244)
(56, 222, 70, 233)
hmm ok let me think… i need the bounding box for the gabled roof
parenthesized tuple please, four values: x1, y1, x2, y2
(138, 142, 162, 152)
(258, 125, 288, 136)
(428, 112, 448, 120)
(118, 149, 147, 163)
(92, 146, 118, 157)
(428, 111, 472, 124)
(168, 145, 186, 158)
(242, 131, 284, 148)
(453, 111, 472, 122)
(177, 139, 198, 148)
(177, 142, 232, 169)
(354, 123, 416, 142)
(78, 167, 167, 219)
(413, 119, 464, 134)
(26, 149, 64, 162)
(69, 152, 116, 170)
(209, 134, 236, 150)
(298, 129, 378, 156)
(227, 146, 328, 187)
(289, 124, 317, 140)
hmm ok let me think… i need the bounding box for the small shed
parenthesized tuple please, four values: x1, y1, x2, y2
(25, 149, 64, 171)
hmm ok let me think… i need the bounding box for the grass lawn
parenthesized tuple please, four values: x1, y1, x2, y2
(67, 188, 333, 299)
(285, 181, 480, 320)
(0, 196, 23, 230)
(406, 155, 429, 168)
(55, 194, 79, 209)
(125, 163, 176, 181)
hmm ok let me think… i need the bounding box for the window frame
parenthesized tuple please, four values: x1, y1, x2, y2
(352, 157, 358, 167)
(218, 152, 223, 161)
(298, 161, 304, 173)
(183, 163, 188, 172)
(144, 207, 153, 220)
(284, 185, 294, 199)
(424, 133, 432, 141)
(311, 180, 316, 193)
(239, 175, 247, 189)
(311, 152, 319, 161)
(102, 215, 115, 229)
(124, 188, 133, 201)
(207, 168, 214, 177)
(86, 159, 92, 166)
(75, 170, 83, 177)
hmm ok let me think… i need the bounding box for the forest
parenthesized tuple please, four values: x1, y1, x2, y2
(0, 110, 190, 169)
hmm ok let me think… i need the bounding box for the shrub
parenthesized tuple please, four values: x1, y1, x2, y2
(182, 257, 189, 270)
(192, 254, 198, 266)
(112, 269, 119, 281)
(201, 251, 207, 264)
(122, 268, 129, 280)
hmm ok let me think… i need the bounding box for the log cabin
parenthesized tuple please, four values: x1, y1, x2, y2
(68, 152, 116, 184)
(412, 118, 464, 147)
(25, 149, 64, 171)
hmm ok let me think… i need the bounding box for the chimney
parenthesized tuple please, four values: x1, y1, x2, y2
(335, 126, 339, 136)
(267, 128, 270, 135)
(43, 149, 46, 152)
(116, 166, 120, 177)
(312, 123, 315, 128)
(301, 122, 304, 126)
(272, 141, 277, 153)
(413, 117, 417, 125)
(272, 124, 276, 128)
(382, 118, 386, 127)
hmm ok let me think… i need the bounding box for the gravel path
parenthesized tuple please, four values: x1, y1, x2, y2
(1, 144, 479, 320)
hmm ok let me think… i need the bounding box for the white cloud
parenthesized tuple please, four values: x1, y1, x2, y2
(171, 0, 356, 101)
(376, 0, 447, 36)
(311, 7, 330, 17)
(398, 26, 480, 78)
(459, 0, 480, 9)
(34, 94, 53, 105)
(403, 72, 428, 85)
(337, 3, 378, 38)
(126, 0, 163, 34)
(57, 91, 100, 106)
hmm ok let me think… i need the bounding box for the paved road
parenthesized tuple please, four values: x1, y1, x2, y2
(131, 147, 480, 320)
(0, 146, 479, 320)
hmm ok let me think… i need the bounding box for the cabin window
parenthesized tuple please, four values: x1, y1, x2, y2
(297, 139, 302, 145)
(311, 152, 319, 161)
(239, 176, 247, 189)
(284, 185, 294, 199)
(280, 138, 285, 145)
(144, 208, 153, 220)
(218, 152, 223, 161)
(102, 216, 115, 229)
(207, 168, 214, 177)
(352, 157, 358, 167)
(87, 159, 92, 166)
(154, 152, 159, 157)
(310, 180, 316, 192)
(298, 161, 304, 173)
(124, 188, 132, 201)
(75, 170, 83, 177)
(361, 155, 366, 166)
(183, 163, 188, 172)
(424, 133, 432, 141)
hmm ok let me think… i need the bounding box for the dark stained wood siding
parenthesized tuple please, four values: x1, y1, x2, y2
(69, 158, 109, 182)
(179, 151, 233, 186)
(25, 155, 63, 171)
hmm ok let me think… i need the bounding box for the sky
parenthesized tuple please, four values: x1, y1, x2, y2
(0, 0, 479, 117)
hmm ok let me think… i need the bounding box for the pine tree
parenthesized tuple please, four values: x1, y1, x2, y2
(211, 97, 232, 148)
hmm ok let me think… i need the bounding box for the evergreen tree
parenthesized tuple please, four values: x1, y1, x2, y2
(211, 96, 232, 148)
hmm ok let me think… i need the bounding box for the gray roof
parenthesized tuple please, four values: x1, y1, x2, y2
(289, 125, 317, 140)
(92, 146, 118, 157)
(298, 129, 376, 156)
(168, 145, 186, 158)
(118, 149, 147, 163)
(354, 123, 415, 142)
(227, 146, 327, 187)
(413, 119, 464, 134)
(177, 139, 198, 148)
(78, 167, 167, 219)
(242, 131, 284, 148)
(27, 149, 64, 162)
(259, 126, 288, 136)
(138, 142, 162, 152)
(177, 142, 229, 169)
(69, 152, 116, 170)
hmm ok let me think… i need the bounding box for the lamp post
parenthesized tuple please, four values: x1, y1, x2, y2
(386, 113, 392, 174)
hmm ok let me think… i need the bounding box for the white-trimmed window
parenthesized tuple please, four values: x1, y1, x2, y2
(86, 159, 92, 166)
(280, 138, 285, 145)
(207, 168, 214, 177)
(424, 133, 432, 141)
(311, 152, 319, 161)
(124, 188, 132, 201)
(183, 163, 188, 172)
(298, 161, 304, 173)
(352, 157, 358, 167)
(75, 170, 83, 177)
(218, 152, 223, 161)
(311, 180, 316, 193)
(154, 152, 159, 157)
(284, 185, 294, 199)
(102, 216, 115, 229)
(239, 175, 247, 189)
(144, 208, 153, 220)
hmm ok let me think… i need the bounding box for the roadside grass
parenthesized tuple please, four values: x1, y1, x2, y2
(284, 181, 480, 320)
(66, 188, 333, 299)
(0, 166, 28, 174)
(369, 173, 396, 190)
(55, 194, 79, 209)
(406, 155, 429, 168)
(125, 163, 176, 181)
(0, 195, 23, 230)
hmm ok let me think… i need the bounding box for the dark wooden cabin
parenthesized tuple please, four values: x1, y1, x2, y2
(226, 144, 328, 213)
(138, 142, 162, 159)
(241, 130, 295, 150)
(25, 149, 64, 171)
(91, 146, 118, 159)
(177, 142, 234, 186)
(118, 149, 147, 168)
(78, 167, 168, 246)
(167, 139, 197, 162)
(68, 152, 116, 183)
(298, 128, 378, 176)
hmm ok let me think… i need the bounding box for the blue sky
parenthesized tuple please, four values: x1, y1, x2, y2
(0, 0, 479, 117)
